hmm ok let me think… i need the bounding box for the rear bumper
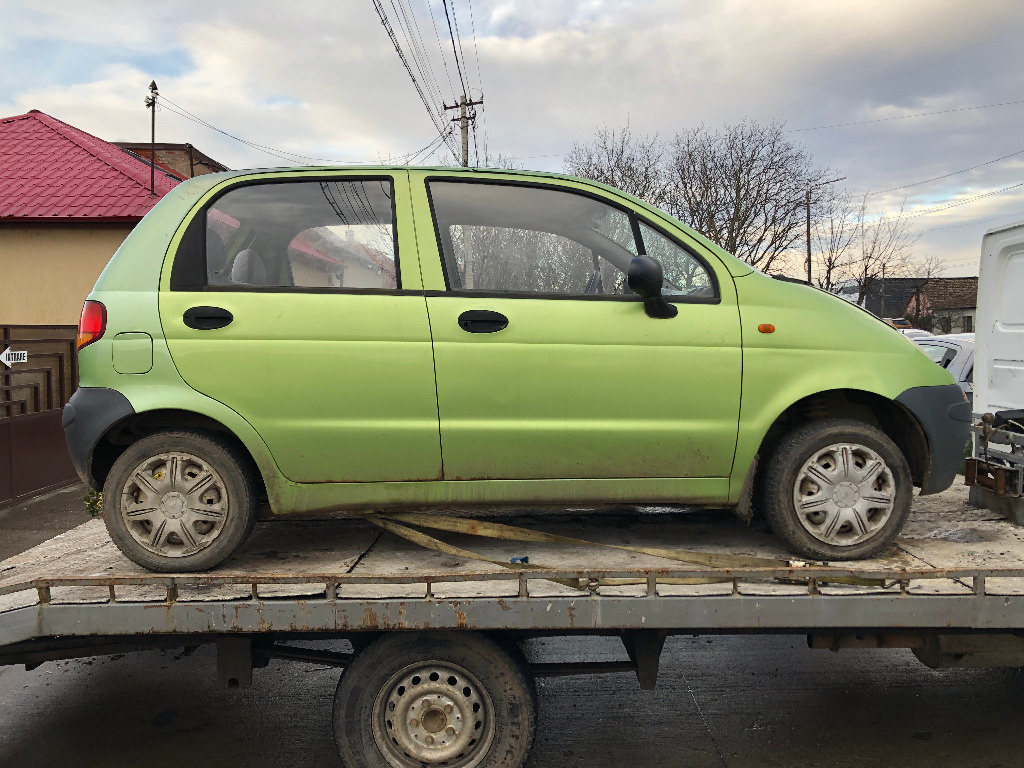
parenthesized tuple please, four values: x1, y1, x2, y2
(896, 383, 971, 495)
(62, 388, 136, 490)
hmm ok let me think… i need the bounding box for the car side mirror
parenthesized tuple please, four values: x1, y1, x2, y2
(627, 255, 678, 319)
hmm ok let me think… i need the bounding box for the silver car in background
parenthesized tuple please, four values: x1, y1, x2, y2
(914, 333, 975, 399)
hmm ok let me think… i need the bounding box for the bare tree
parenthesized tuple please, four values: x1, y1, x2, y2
(903, 254, 948, 330)
(811, 190, 859, 293)
(564, 124, 670, 207)
(847, 198, 919, 306)
(667, 120, 832, 273)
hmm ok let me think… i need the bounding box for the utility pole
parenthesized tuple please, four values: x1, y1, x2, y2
(444, 93, 483, 167)
(880, 263, 886, 318)
(804, 176, 846, 284)
(144, 81, 159, 195)
(805, 189, 812, 284)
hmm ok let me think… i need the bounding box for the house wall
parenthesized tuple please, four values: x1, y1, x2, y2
(0, 225, 133, 325)
(933, 308, 977, 334)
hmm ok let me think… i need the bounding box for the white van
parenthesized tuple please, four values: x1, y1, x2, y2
(968, 221, 1024, 521)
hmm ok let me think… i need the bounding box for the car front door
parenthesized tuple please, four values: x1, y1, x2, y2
(411, 173, 742, 483)
(160, 171, 442, 483)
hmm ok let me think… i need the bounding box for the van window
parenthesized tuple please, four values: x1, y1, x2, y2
(203, 179, 398, 290)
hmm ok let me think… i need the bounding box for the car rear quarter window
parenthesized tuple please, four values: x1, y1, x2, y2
(173, 178, 399, 291)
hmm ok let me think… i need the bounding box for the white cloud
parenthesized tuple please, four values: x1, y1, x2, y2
(2, 0, 1023, 272)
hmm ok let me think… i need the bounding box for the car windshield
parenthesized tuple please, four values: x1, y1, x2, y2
(918, 343, 957, 368)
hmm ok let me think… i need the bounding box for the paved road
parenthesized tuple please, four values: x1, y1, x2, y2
(2, 633, 1023, 768)
(0, 483, 87, 561)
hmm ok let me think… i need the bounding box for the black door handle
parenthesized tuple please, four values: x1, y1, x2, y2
(458, 310, 508, 334)
(183, 306, 234, 330)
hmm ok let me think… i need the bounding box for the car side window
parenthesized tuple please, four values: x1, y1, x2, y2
(637, 221, 714, 297)
(428, 181, 640, 295)
(201, 179, 398, 290)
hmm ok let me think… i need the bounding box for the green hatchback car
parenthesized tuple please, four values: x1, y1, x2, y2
(63, 167, 970, 572)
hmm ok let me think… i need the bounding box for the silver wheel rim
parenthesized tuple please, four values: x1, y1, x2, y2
(372, 661, 495, 768)
(119, 451, 229, 558)
(792, 442, 896, 547)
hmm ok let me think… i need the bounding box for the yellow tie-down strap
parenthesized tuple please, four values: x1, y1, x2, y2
(359, 511, 887, 589)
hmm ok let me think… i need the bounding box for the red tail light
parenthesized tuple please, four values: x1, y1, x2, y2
(77, 300, 106, 350)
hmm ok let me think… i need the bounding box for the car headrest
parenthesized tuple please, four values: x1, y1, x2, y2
(231, 249, 267, 285)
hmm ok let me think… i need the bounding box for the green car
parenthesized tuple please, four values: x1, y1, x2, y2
(62, 167, 970, 572)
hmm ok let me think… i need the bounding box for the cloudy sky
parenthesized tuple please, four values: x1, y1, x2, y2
(2, 0, 1023, 276)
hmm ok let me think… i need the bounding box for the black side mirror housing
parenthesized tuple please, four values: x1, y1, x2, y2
(627, 255, 678, 319)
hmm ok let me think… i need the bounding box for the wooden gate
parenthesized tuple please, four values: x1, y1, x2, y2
(0, 326, 78, 508)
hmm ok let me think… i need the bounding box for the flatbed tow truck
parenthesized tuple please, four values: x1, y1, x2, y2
(3, 483, 1024, 766)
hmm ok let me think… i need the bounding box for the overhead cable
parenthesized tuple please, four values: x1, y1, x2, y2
(790, 98, 1024, 132)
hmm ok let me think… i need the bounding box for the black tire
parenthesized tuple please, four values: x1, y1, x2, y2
(333, 632, 536, 768)
(101, 430, 258, 572)
(763, 418, 913, 561)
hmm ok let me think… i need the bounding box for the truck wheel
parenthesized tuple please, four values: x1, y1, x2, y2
(763, 418, 912, 561)
(101, 430, 258, 572)
(333, 632, 536, 768)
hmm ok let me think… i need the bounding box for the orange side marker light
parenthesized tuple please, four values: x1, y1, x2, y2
(758, 323, 775, 334)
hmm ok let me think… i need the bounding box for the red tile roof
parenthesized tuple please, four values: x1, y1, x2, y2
(0, 110, 182, 222)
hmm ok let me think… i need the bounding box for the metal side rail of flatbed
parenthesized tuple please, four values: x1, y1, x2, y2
(5, 483, 1024, 766)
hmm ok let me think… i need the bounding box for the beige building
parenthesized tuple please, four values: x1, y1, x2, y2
(0, 226, 133, 325)
(0, 110, 225, 325)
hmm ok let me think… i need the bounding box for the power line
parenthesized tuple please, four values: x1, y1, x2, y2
(426, 0, 457, 98)
(903, 181, 1024, 219)
(371, 0, 460, 161)
(790, 98, 1024, 132)
(390, 0, 446, 119)
(159, 96, 445, 166)
(441, 0, 469, 96)
(921, 209, 1024, 231)
(865, 146, 1024, 196)
(466, 0, 488, 161)
(448, 0, 472, 92)
(159, 101, 348, 164)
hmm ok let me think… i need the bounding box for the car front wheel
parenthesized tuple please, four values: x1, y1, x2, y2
(763, 418, 913, 561)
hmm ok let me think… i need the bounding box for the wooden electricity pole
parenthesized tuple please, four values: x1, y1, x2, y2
(444, 93, 483, 167)
(804, 176, 845, 284)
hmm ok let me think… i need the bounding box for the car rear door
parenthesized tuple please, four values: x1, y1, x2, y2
(410, 172, 742, 482)
(159, 171, 442, 483)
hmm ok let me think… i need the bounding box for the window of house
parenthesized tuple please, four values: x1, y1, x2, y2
(202, 179, 398, 290)
(962, 315, 973, 333)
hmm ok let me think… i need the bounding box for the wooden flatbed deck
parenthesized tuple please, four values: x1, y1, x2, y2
(2, 482, 1024, 654)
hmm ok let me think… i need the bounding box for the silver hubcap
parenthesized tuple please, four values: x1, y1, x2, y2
(792, 442, 896, 547)
(120, 452, 229, 558)
(372, 663, 494, 767)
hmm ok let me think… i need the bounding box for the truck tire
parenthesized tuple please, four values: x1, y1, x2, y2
(333, 632, 536, 768)
(101, 430, 258, 572)
(763, 418, 912, 561)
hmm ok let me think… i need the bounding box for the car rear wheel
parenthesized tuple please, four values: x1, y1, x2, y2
(333, 632, 536, 768)
(101, 430, 258, 572)
(763, 418, 912, 561)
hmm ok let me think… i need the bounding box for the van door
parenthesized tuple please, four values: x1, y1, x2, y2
(160, 172, 442, 483)
(414, 174, 742, 481)
(977, 223, 1024, 414)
